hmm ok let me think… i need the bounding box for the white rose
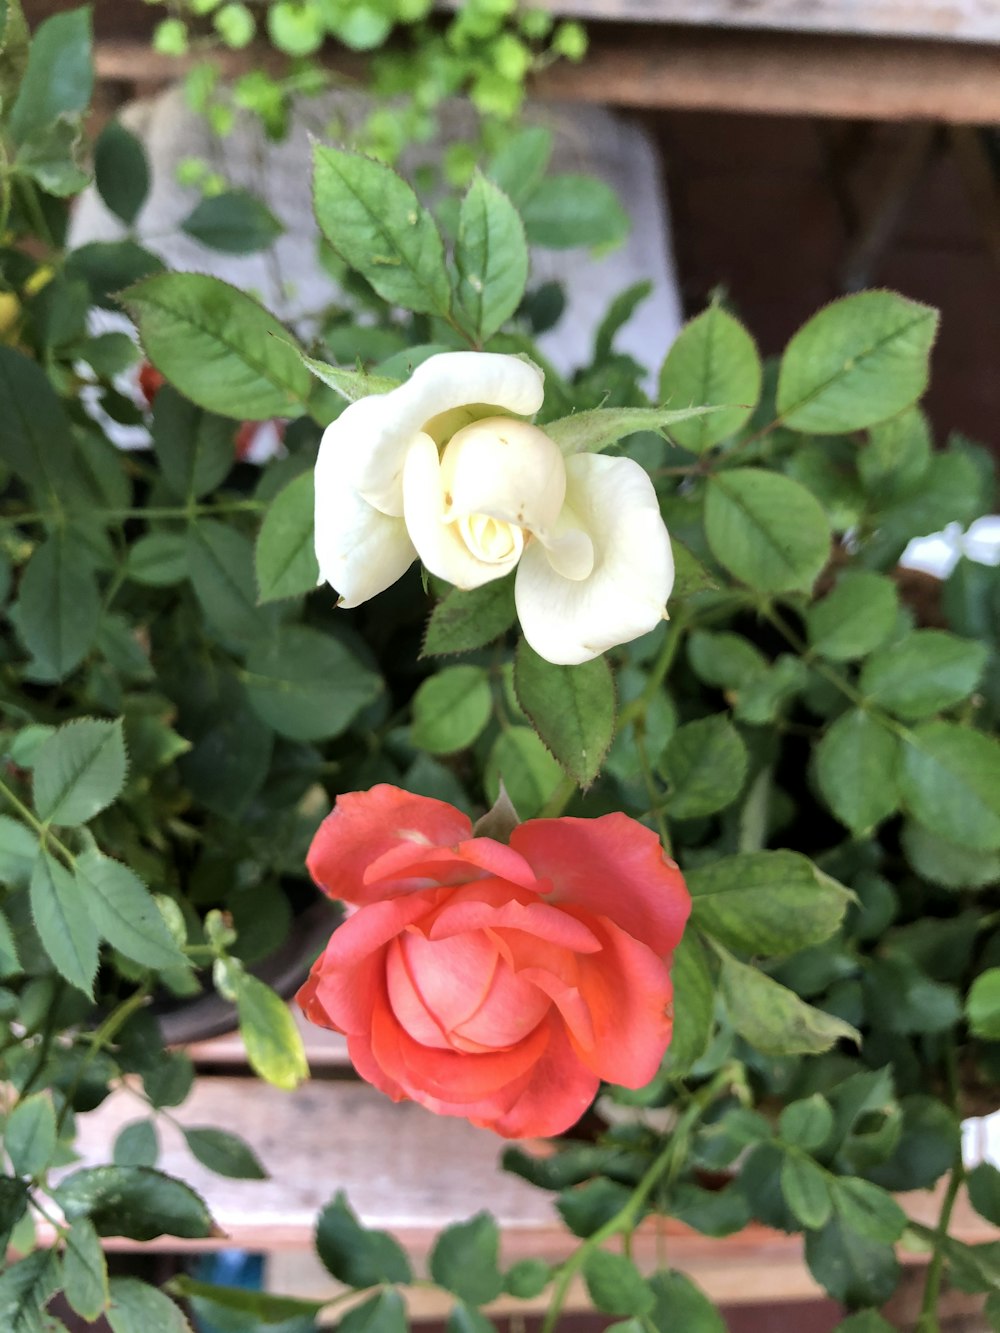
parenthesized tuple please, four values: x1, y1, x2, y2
(314, 351, 673, 665)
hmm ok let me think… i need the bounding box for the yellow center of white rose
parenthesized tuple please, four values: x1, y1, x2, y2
(456, 512, 525, 564)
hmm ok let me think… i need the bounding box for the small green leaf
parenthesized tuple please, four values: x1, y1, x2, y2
(424, 578, 517, 656)
(337, 1288, 407, 1333)
(235, 973, 308, 1089)
(14, 534, 100, 682)
(94, 121, 149, 226)
(411, 665, 493, 755)
(8, 7, 92, 145)
(967, 1163, 1000, 1227)
(503, 1259, 553, 1299)
(107, 1277, 193, 1333)
(486, 126, 552, 206)
(180, 189, 282, 254)
(581, 1250, 653, 1317)
(520, 174, 629, 250)
(152, 386, 235, 501)
(113, 1120, 158, 1168)
(0, 1250, 59, 1331)
(33, 718, 127, 827)
(455, 172, 528, 343)
(299, 352, 400, 403)
(805, 1216, 899, 1307)
(780, 1152, 832, 1230)
(188, 519, 272, 644)
(662, 930, 714, 1076)
(30, 850, 98, 996)
(123, 273, 311, 420)
(659, 714, 747, 819)
(779, 1095, 834, 1152)
(313, 144, 451, 315)
(125, 532, 188, 587)
(183, 1128, 267, 1180)
(558, 1178, 632, 1239)
(805, 571, 900, 661)
(967, 968, 1000, 1040)
(485, 726, 562, 819)
(0, 1176, 29, 1257)
(831, 1314, 895, 1333)
(705, 468, 831, 594)
(244, 625, 380, 741)
(900, 722, 1000, 851)
(316, 1191, 413, 1288)
(62, 1217, 109, 1320)
(165, 1276, 320, 1324)
(860, 629, 987, 721)
(777, 292, 938, 433)
(648, 1270, 726, 1332)
(75, 847, 189, 971)
(429, 1214, 504, 1307)
(718, 948, 860, 1056)
(514, 641, 615, 787)
(831, 1177, 907, 1243)
(0, 906, 21, 978)
(143, 1052, 194, 1110)
(4, 1092, 57, 1178)
(901, 820, 1000, 891)
(54, 1166, 217, 1241)
(255, 470, 320, 603)
(815, 709, 901, 836)
(689, 850, 850, 956)
(859, 405, 931, 500)
(545, 404, 722, 457)
(658, 305, 762, 452)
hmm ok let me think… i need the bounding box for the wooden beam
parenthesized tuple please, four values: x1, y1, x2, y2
(94, 29, 1000, 124)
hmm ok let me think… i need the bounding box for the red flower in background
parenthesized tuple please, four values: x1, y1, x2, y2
(136, 361, 285, 460)
(297, 785, 690, 1139)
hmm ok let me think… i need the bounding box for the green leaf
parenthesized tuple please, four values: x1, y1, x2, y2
(455, 172, 528, 343)
(75, 847, 189, 971)
(859, 405, 931, 500)
(0, 1250, 59, 1333)
(967, 968, 1000, 1040)
(594, 281, 652, 364)
(337, 1289, 407, 1333)
(865, 955, 961, 1035)
(411, 665, 492, 755)
(316, 1191, 413, 1288)
(814, 709, 901, 836)
(718, 948, 859, 1056)
(776, 291, 938, 433)
(151, 386, 235, 500)
(967, 1163, 1000, 1227)
(123, 273, 311, 420)
(188, 519, 272, 644)
(662, 930, 714, 1076)
(503, 1259, 553, 1299)
(582, 1250, 654, 1317)
(0, 0, 30, 113)
(687, 629, 767, 691)
(14, 534, 100, 682)
(832, 1314, 895, 1333)
(860, 629, 987, 721)
(429, 1213, 504, 1307)
(299, 352, 400, 403)
(901, 820, 1000, 891)
(113, 1120, 158, 1168)
(544, 404, 722, 457)
(313, 144, 451, 315)
(900, 721, 1000, 851)
(244, 625, 381, 741)
(423, 577, 517, 656)
(520, 174, 629, 249)
(868, 1095, 959, 1192)
(32, 718, 127, 827)
(513, 641, 615, 787)
(181, 189, 282, 254)
(805, 571, 900, 661)
(235, 972, 308, 1089)
(0, 1176, 29, 1257)
(29, 850, 98, 996)
(705, 468, 831, 594)
(106, 1277, 193, 1333)
(779, 1095, 834, 1152)
(15, 116, 88, 196)
(0, 347, 78, 497)
(143, 1052, 194, 1110)
(54, 1165, 217, 1241)
(648, 1270, 726, 1332)
(659, 714, 747, 819)
(165, 1277, 320, 1324)
(0, 906, 21, 978)
(8, 7, 92, 145)
(658, 306, 762, 452)
(4, 1091, 57, 1178)
(0, 816, 36, 893)
(689, 850, 850, 956)
(94, 121, 149, 226)
(255, 470, 319, 603)
(780, 1152, 832, 1230)
(831, 1177, 907, 1243)
(805, 1216, 899, 1306)
(65, 240, 164, 310)
(666, 1182, 751, 1238)
(125, 532, 188, 587)
(183, 1127, 267, 1180)
(558, 1178, 632, 1238)
(485, 726, 562, 819)
(62, 1218, 109, 1321)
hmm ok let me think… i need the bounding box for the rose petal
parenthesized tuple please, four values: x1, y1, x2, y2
(511, 813, 689, 957)
(514, 453, 674, 665)
(440, 418, 566, 537)
(452, 954, 553, 1050)
(364, 838, 539, 894)
(483, 1017, 600, 1139)
(428, 885, 602, 955)
(395, 928, 500, 1035)
(307, 785, 473, 905)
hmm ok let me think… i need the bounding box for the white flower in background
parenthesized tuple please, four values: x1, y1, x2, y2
(313, 351, 673, 665)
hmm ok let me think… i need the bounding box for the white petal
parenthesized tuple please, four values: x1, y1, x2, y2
(514, 454, 674, 665)
(440, 417, 566, 538)
(314, 446, 416, 608)
(403, 433, 521, 590)
(316, 352, 545, 517)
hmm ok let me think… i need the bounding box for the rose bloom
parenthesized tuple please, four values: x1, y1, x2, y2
(313, 351, 674, 665)
(297, 785, 690, 1138)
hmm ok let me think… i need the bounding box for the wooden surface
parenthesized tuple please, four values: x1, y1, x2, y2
(93, 30, 1000, 125)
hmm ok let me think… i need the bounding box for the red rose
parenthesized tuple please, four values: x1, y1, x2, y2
(297, 785, 690, 1138)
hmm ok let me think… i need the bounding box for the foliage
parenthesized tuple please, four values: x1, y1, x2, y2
(0, 3, 997, 1329)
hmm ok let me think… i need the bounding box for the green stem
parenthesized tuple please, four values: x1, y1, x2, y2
(539, 775, 577, 819)
(917, 1045, 964, 1330)
(617, 615, 687, 734)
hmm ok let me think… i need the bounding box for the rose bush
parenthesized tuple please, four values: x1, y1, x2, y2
(313, 351, 675, 664)
(297, 785, 691, 1137)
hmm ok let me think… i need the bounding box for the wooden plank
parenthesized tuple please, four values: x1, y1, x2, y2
(93, 31, 1000, 124)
